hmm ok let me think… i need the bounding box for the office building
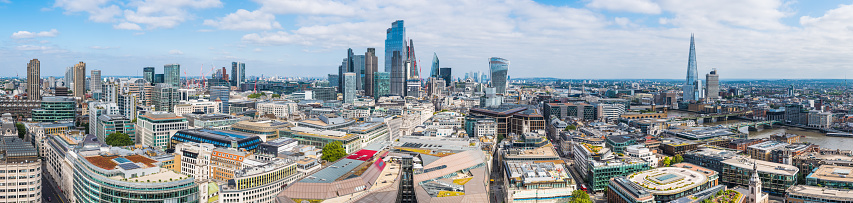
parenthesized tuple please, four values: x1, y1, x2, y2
(390, 51, 405, 96)
(31, 96, 76, 122)
(373, 72, 390, 98)
(312, 87, 337, 101)
(231, 62, 245, 87)
(0, 137, 40, 203)
(430, 52, 439, 78)
(164, 64, 180, 87)
(91, 69, 102, 100)
(705, 69, 719, 101)
(174, 100, 221, 116)
(138, 112, 188, 150)
(786, 185, 853, 203)
(27, 59, 40, 100)
(327, 74, 339, 89)
(231, 120, 292, 142)
(721, 157, 798, 195)
(210, 86, 230, 114)
(117, 93, 138, 120)
(343, 72, 356, 103)
(505, 161, 576, 202)
(143, 67, 155, 84)
(73, 61, 86, 99)
(67, 135, 199, 202)
(544, 102, 596, 121)
(384, 20, 406, 73)
(171, 128, 262, 151)
(95, 114, 136, 143)
(153, 83, 180, 112)
(88, 101, 119, 134)
(65, 66, 74, 89)
(489, 57, 509, 94)
(607, 176, 655, 203)
(184, 113, 241, 129)
(256, 101, 297, 120)
(364, 48, 378, 97)
(573, 141, 650, 192)
(353, 54, 365, 90)
(805, 165, 853, 189)
(610, 163, 718, 202)
(154, 73, 164, 83)
(439, 67, 452, 86)
(683, 34, 703, 101)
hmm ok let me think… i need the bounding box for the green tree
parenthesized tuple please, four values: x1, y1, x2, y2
(271, 94, 281, 98)
(662, 157, 671, 167)
(14, 123, 26, 139)
(105, 133, 134, 146)
(321, 141, 347, 162)
(674, 154, 684, 164)
(565, 125, 577, 131)
(248, 93, 262, 99)
(570, 190, 592, 203)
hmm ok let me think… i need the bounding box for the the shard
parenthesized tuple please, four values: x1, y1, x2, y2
(683, 34, 702, 101)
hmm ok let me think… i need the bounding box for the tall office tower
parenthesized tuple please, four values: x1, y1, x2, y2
(364, 48, 378, 97)
(231, 62, 245, 87)
(353, 54, 365, 90)
(374, 72, 390, 98)
(384, 20, 406, 73)
(705, 69, 719, 101)
(65, 66, 74, 88)
(48, 76, 56, 88)
(210, 86, 230, 114)
(439, 67, 452, 87)
(390, 51, 405, 96)
(164, 64, 180, 88)
(117, 93, 138, 120)
(338, 57, 347, 92)
(154, 74, 165, 83)
(102, 82, 118, 103)
(683, 34, 702, 102)
(430, 53, 439, 78)
(73, 62, 86, 99)
(153, 83, 180, 112)
(221, 67, 228, 81)
(328, 74, 339, 88)
(489, 57, 509, 94)
(406, 39, 419, 80)
(27, 59, 40, 100)
(343, 73, 356, 103)
(143, 67, 155, 84)
(91, 70, 102, 100)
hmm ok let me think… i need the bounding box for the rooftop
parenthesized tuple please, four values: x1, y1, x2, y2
(177, 128, 258, 141)
(721, 157, 799, 176)
(808, 165, 853, 183)
(786, 185, 853, 201)
(748, 141, 789, 151)
(626, 163, 715, 195)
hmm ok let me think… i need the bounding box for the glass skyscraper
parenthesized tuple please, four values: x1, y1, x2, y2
(430, 53, 439, 78)
(164, 64, 181, 88)
(210, 86, 230, 114)
(374, 72, 391, 98)
(683, 34, 702, 101)
(343, 73, 356, 103)
(231, 62, 245, 87)
(439, 67, 451, 87)
(489, 57, 509, 94)
(385, 20, 406, 73)
(364, 48, 378, 97)
(143, 67, 155, 84)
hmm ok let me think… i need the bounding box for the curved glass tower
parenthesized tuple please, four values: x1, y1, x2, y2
(489, 57, 509, 94)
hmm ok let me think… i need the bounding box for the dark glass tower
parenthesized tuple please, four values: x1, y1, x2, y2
(439, 67, 451, 87)
(143, 67, 155, 85)
(231, 62, 245, 87)
(164, 64, 180, 88)
(430, 53, 439, 78)
(385, 20, 406, 73)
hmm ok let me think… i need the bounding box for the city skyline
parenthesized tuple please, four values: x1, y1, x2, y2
(3, 1, 853, 79)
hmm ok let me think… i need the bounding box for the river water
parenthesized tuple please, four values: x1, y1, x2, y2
(701, 119, 851, 150)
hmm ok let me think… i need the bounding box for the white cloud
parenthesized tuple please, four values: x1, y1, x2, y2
(255, 0, 357, 16)
(11, 29, 59, 39)
(657, 0, 792, 30)
(203, 9, 282, 30)
(53, 0, 121, 22)
(114, 22, 142, 30)
(614, 17, 631, 27)
(0, 0, 11, 3)
(169, 49, 184, 55)
(587, 0, 662, 14)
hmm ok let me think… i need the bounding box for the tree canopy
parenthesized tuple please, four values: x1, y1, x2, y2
(570, 190, 592, 203)
(673, 154, 684, 164)
(105, 133, 134, 146)
(565, 125, 577, 131)
(321, 141, 347, 162)
(662, 157, 672, 167)
(14, 123, 25, 139)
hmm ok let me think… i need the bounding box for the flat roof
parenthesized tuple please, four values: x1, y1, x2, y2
(808, 165, 853, 183)
(721, 157, 799, 176)
(177, 129, 258, 141)
(786, 185, 853, 200)
(627, 163, 713, 195)
(300, 159, 365, 183)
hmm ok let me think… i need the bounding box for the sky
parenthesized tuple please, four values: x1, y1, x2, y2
(2, 0, 853, 79)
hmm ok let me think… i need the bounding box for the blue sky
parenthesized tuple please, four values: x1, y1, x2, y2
(2, 0, 853, 79)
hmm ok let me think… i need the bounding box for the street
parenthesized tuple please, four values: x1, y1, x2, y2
(42, 163, 69, 203)
(490, 149, 506, 203)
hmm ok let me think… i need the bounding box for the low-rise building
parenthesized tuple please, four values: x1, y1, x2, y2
(137, 112, 188, 150)
(721, 157, 798, 195)
(505, 160, 575, 202)
(609, 163, 718, 202)
(786, 185, 853, 203)
(171, 128, 263, 151)
(94, 114, 136, 144)
(805, 165, 853, 189)
(230, 120, 293, 142)
(184, 113, 242, 129)
(573, 141, 650, 192)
